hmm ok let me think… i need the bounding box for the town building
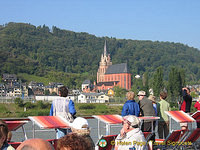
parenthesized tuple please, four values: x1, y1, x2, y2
(78, 92, 109, 103)
(96, 41, 131, 91)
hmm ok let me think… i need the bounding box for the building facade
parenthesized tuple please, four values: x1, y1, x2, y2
(97, 41, 131, 91)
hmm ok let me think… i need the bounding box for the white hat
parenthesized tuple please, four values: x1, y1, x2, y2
(70, 117, 89, 130)
(124, 115, 141, 127)
(137, 91, 146, 96)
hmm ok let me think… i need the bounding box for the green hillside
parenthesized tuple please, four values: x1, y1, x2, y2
(1, 22, 200, 87)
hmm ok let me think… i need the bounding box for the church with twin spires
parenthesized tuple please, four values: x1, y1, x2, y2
(96, 41, 131, 91)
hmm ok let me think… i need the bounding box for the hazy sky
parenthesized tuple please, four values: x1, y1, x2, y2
(1, 0, 200, 50)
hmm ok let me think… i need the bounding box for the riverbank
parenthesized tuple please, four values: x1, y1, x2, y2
(0, 103, 123, 118)
(0, 101, 197, 118)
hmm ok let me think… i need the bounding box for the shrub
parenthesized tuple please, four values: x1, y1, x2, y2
(14, 98, 24, 107)
(24, 102, 34, 109)
(78, 104, 96, 109)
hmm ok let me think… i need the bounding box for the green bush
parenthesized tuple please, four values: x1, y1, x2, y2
(78, 104, 96, 109)
(14, 98, 24, 107)
(24, 102, 35, 109)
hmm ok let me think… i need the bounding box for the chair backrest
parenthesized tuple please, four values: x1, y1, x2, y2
(184, 128, 200, 142)
(143, 132, 153, 141)
(97, 134, 117, 150)
(165, 130, 182, 142)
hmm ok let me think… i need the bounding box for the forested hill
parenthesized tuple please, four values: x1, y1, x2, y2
(1, 22, 200, 84)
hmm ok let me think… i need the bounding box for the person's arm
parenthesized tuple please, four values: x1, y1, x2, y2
(49, 104, 53, 116)
(135, 103, 140, 117)
(68, 100, 76, 115)
(121, 103, 128, 116)
(156, 103, 160, 117)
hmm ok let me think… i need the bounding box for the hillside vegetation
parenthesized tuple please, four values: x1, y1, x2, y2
(1, 22, 200, 87)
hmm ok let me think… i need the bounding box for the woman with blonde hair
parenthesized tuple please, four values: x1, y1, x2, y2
(121, 91, 140, 117)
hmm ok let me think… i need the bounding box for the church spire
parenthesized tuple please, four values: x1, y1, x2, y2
(104, 40, 107, 56)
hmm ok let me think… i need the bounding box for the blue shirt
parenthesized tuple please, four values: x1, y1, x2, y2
(121, 100, 140, 117)
(49, 99, 76, 116)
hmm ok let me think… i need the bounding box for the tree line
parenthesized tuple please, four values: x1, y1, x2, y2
(1, 22, 200, 89)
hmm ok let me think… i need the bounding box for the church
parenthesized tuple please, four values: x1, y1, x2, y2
(96, 41, 131, 91)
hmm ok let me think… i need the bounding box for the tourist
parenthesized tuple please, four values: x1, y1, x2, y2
(194, 96, 200, 128)
(115, 115, 147, 150)
(157, 91, 171, 139)
(70, 117, 95, 150)
(121, 91, 140, 117)
(50, 86, 76, 139)
(16, 138, 54, 150)
(137, 91, 155, 132)
(0, 120, 15, 150)
(148, 95, 157, 115)
(57, 133, 91, 150)
(194, 96, 200, 111)
(180, 87, 192, 113)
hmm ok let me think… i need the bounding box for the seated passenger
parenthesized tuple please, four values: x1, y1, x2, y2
(0, 120, 15, 150)
(70, 117, 95, 150)
(57, 133, 91, 150)
(16, 138, 54, 150)
(115, 115, 147, 150)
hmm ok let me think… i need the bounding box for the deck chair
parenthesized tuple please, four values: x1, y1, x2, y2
(143, 132, 154, 150)
(179, 128, 200, 150)
(154, 130, 182, 149)
(8, 142, 22, 149)
(97, 134, 117, 150)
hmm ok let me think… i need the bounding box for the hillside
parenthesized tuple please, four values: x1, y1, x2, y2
(1, 22, 200, 87)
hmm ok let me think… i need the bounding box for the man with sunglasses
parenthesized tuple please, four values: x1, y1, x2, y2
(115, 115, 147, 150)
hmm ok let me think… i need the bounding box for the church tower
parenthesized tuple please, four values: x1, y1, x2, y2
(97, 40, 112, 83)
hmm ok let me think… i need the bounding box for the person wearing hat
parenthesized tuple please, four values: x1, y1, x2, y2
(148, 95, 157, 116)
(157, 91, 170, 139)
(115, 115, 147, 150)
(137, 91, 155, 132)
(121, 91, 140, 117)
(70, 117, 95, 150)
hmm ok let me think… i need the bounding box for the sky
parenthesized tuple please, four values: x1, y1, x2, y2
(0, 0, 200, 50)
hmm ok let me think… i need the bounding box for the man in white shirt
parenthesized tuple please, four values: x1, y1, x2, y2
(115, 115, 147, 150)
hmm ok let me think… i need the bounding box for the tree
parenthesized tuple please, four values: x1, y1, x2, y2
(168, 67, 185, 101)
(153, 66, 164, 97)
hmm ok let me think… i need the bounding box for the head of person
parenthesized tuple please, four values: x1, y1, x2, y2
(16, 138, 54, 150)
(160, 91, 167, 100)
(57, 133, 91, 150)
(59, 86, 68, 97)
(148, 95, 156, 104)
(70, 117, 90, 135)
(126, 91, 135, 100)
(186, 87, 190, 95)
(0, 120, 8, 148)
(122, 115, 141, 133)
(137, 91, 146, 100)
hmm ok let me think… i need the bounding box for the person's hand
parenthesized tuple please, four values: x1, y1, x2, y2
(120, 128, 126, 137)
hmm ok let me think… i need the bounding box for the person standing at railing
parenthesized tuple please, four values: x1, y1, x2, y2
(121, 91, 140, 117)
(50, 86, 76, 139)
(180, 87, 192, 113)
(157, 91, 171, 139)
(194, 96, 200, 128)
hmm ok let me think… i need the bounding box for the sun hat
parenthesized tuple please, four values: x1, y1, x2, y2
(137, 91, 146, 96)
(123, 115, 141, 127)
(148, 95, 156, 103)
(70, 117, 89, 130)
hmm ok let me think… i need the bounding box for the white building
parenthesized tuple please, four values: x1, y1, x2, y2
(78, 92, 109, 103)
